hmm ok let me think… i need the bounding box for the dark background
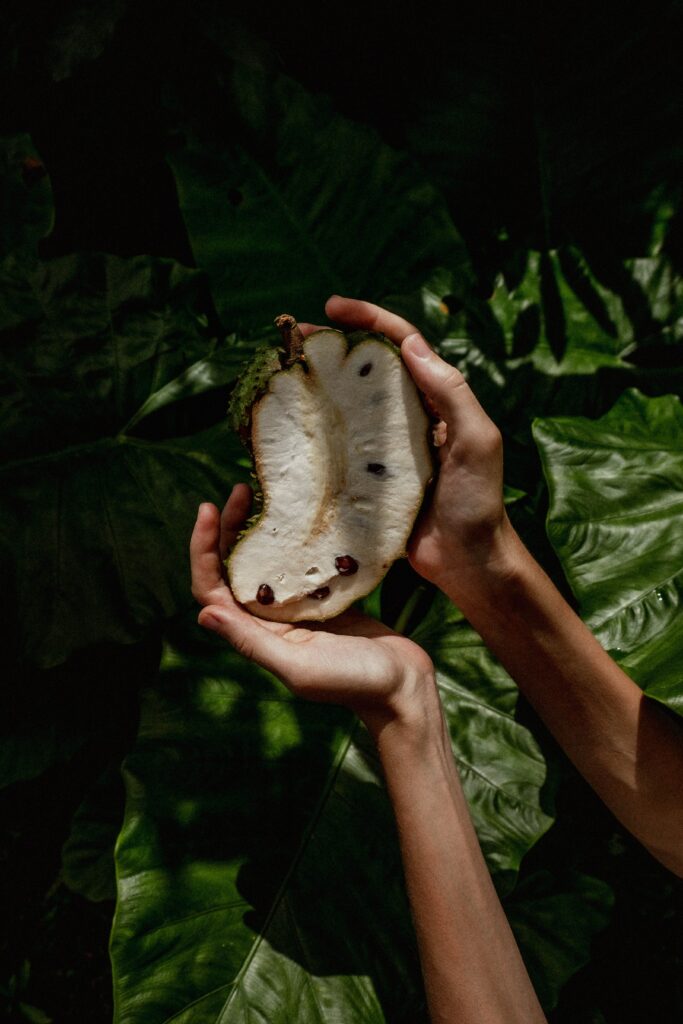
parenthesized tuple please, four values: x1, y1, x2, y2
(2, 2, 682, 1021)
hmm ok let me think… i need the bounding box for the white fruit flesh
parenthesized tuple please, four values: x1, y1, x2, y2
(228, 329, 432, 621)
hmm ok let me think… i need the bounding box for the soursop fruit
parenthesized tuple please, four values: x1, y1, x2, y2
(227, 316, 432, 621)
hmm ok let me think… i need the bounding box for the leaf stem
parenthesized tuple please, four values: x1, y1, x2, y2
(393, 584, 427, 636)
(275, 313, 305, 364)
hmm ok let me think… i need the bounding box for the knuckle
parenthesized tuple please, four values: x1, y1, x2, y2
(480, 423, 502, 455)
(442, 366, 467, 391)
(235, 638, 254, 661)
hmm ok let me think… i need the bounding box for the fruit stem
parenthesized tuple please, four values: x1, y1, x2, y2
(275, 313, 305, 364)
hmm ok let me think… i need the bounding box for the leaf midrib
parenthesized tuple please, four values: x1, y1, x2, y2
(241, 148, 341, 296)
(217, 721, 360, 1019)
(549, 495, 683, 526)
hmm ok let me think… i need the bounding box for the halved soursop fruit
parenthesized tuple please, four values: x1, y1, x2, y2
(227, 317, 432, 621)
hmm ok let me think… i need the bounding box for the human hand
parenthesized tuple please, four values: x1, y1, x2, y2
(190, 485, 439, 736)
(305, 296, 519, 602)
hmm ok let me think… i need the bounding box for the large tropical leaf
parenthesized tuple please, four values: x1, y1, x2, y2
(504, 870, 614, 1012)
(487, 248, 633, 373)
(0, 252, 249, 666)
(110, 594, 572, 1023)
(533, 389, 683, 715)
(389, 246, 683, 382)
(168, 62, 472, 332)
(411, 592, 554, 887)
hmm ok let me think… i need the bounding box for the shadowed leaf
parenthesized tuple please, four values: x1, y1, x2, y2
(0, 252, 247, 666)
(110, 595, 560, 1022)
(168, 63, 472, 332)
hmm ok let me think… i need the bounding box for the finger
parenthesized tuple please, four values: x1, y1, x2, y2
(220, 483, 253, 561)
(325, 295, 416, 346)
(317, 609, 395, 639)
(298, 322, 326, 338)
(401, 332, 488, 433)
(198, 602, 309, 682)
(190, 503, 225, 604)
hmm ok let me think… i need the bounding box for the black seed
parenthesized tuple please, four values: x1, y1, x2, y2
(359, 362, 373, 376)
(308, 586, 330, 600)
(366, 462, 386, 475)
(335, 555, 359, 576)
(256, 584, 274, 605)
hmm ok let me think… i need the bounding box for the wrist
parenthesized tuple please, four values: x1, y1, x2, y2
(359, 667, 443, 748)
(436, 514, 529, 606)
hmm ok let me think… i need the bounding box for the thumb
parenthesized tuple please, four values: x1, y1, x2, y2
(198, 605, 300, 683)
(401, 333, 483, 429)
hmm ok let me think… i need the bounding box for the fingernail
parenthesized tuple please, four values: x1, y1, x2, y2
(403, 333, 431, 359)
(200, 613, 222, 632)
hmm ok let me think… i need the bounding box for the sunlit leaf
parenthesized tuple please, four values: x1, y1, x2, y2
(534, 389, 683, 715)
(411, 592, 554, 887)
(111, 592, 563, 1022)
(487, 248, 632, 373)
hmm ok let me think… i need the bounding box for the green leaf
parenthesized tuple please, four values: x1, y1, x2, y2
(534, 389, 683, 714)
(411, 592, 554, 887)
(120, 336, 257, 433)
(381, 266, 455, 343)
(488, 248, 632, 374)
(0, 136, 53, 260)
(617, 616, 683, 716)
(18, 1003, 52, 1024)
(505, 870, 614, 1011)
(168, 63, 472, 332)
(111, 594, 557, 1022)
(111, 628, 388, 1024)
(0, 252, 213, 461)
(0, 252, 246, 666)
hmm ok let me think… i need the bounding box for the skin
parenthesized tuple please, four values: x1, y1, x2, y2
(191, 496, 546, 1024)
(320, 295, 683, 879)
(190, 293, 683, 1018)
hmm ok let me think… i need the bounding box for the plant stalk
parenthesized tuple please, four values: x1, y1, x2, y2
(275, 313, 305, 364)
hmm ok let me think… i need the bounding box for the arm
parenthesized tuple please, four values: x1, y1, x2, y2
(190, 495, 547, 1024)
(324, 295, 683, 877)
(369, 704, 546, 1024)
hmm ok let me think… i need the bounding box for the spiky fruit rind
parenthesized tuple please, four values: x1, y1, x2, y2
(227, 327, 432, 621)
(228, 345, 284, 434)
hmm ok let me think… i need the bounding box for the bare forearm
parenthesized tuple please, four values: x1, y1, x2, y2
(366, 691, 546, 1024)
(441, 522, 683, 875)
